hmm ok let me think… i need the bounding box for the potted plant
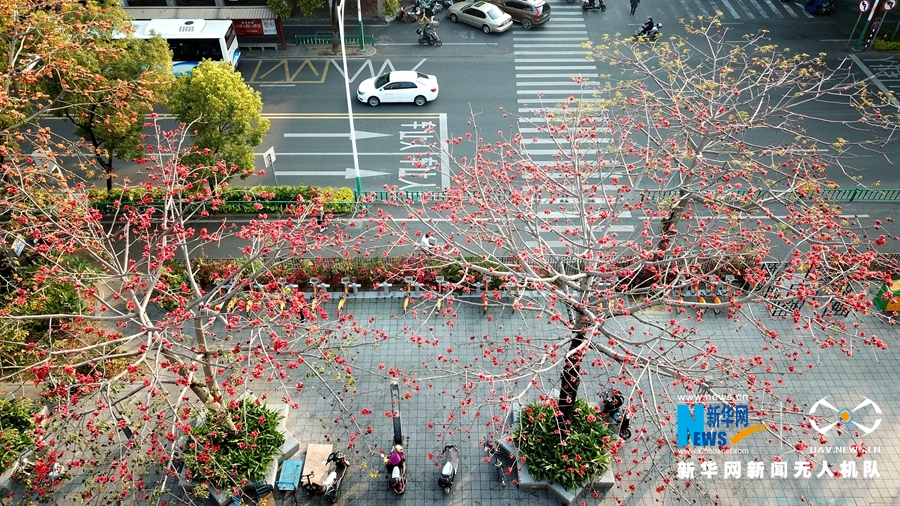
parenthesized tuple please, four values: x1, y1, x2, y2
(384, 0, 401, 21)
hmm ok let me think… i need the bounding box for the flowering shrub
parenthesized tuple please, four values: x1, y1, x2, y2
(512, 399, 613, 491)
(181, 399, 285, 491)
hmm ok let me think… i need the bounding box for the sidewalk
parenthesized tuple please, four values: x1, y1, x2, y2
(188, 293, 900, 506)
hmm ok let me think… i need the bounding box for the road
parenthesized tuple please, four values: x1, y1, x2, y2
(233, 0, 900, 192)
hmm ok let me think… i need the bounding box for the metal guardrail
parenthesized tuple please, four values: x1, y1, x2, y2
(643, 188, 900, 203)
(294, 34, 375, 46)
(360, 188, 900, 204)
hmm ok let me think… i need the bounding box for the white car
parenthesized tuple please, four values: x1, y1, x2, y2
(357, 71, 439, 107)
(447, 1, 514, 33)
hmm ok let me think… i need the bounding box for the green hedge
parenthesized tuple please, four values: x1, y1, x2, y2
(87, 185, 355, 214)
(874, 32, 900, 51)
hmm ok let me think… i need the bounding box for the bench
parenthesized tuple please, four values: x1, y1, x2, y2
(294, 34, 376, 47)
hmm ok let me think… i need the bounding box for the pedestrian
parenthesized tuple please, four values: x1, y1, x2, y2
(630, 0, 639, 15)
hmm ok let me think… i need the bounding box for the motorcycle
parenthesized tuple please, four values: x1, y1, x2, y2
(417, 22, 442, 46)
(300, 451, 350, 503)
(582, 0, 606, 12)
(633, 21, 661, 41)
(384, 445, 407, 494)
(437, 445, 459, 494)
(418, 0, 443, 14)
(600, 390, 632, 439)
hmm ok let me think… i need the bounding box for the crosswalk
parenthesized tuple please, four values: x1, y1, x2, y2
(671, 0, 815, 19)
(512, 6, 636, 250)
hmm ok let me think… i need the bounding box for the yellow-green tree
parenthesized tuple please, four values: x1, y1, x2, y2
(167, 60, 270, 190)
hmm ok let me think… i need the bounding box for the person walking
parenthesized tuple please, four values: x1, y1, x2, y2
(630, 0, 639, 15)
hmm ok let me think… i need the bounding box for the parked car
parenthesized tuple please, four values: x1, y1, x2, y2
(447, 1, 514, 33)
(357, 71, 439, 107)
(490, 0, 549, 29)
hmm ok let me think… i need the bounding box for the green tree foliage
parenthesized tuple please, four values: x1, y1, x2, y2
(268, 0, 293, 19)
(54, 26, 173, 191)
(167, 60, 270, 189)
(0, 398, 37, 472)
(0, 0, 146, 158)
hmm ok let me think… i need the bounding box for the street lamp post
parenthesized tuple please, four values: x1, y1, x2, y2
(337, 0, 364, 199)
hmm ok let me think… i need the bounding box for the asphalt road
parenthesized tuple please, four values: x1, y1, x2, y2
(40, 0, 900, 207)
(237, 1, 900, 194)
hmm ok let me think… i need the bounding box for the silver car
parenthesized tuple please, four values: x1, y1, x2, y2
(447, 1, 514, 33)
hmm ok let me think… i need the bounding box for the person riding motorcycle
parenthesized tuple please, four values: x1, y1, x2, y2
(640, 17, 654, 36)
(384, 445, 405, 473)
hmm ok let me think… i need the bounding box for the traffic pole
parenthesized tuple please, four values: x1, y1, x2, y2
(854, 0, 882, 50)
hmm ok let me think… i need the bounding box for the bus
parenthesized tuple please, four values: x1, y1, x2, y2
(131, 19, 242, 75)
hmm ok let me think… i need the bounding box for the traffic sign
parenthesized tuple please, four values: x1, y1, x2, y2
(859, 0, 871, 12)
(884, 0, 896, 11)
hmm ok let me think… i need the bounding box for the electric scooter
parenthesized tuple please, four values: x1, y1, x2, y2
(300, 452, 350, 503)
(437, 445, 459, 493)
(385, 445, 407, 494)
(633, 21, 661, 41)
(582, 0, 606, 11)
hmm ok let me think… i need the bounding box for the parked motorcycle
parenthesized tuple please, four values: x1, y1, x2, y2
(300, 452, 350, 503)
(398, 3, 423, 22)
(582, 0, 606, 12)
(600, 390, 632, 439)
(384, 445, 407, 494)
(633, 19, 661, 41)
(437, 445, 459, 494)
(417, 22, 442, 46)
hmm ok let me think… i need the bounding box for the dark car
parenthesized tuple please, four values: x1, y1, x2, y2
(490, 0, 549, 29)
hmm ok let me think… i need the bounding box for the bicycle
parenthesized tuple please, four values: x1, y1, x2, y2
(418, 12, 441, 26)
(484, 440, 506, 487)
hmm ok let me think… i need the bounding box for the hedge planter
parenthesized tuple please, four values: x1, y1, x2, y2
(511, 399, 615, 502)
(179, 398, 285, 497)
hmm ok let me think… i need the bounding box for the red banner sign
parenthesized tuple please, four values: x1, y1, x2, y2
(234, 19, 277, 36)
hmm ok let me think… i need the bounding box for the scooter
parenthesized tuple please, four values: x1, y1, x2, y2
(582, 0, 606, 12)
(417, 22, 442, 46)
(437, 445, 459, 494)
(633, 21, 661, 41)
(384, 445, 407, 494)
(300, 452, 350, 503)
(600, 390, 632, 439)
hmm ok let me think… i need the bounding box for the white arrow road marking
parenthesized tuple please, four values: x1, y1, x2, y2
(284, 131, 392, 140)
(274, 168, 390, 179)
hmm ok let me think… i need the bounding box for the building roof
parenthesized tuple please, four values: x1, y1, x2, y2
(124, 6, 276, 20)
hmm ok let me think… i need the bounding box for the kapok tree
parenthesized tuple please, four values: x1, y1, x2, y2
(0, 117, 374, 504)
(366, 18, 898, 499)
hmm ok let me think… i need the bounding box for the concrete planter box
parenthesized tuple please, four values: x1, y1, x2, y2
(506, 402, 615, 505)
(177, 397, 294, 498)
(510, 437, 614, 506)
